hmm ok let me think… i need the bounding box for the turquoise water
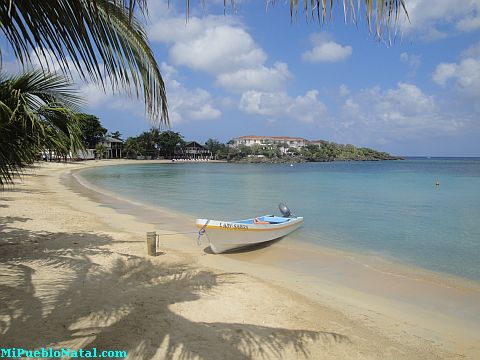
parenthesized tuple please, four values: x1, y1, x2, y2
(80, 159, 480, 281)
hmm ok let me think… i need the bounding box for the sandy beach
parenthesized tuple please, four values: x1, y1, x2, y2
(1, 160, 479, 359)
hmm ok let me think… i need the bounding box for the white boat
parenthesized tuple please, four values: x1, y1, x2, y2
(196, 204, 303, 254)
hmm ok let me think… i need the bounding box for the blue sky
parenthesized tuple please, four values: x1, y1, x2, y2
(2, 1, 480, 156)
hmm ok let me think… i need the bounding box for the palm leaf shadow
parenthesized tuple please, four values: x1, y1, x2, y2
(0, 217, 349, 359)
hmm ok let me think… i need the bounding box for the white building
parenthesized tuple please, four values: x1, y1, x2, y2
(306, 140, 324, 147)
(99, 136, 123, 159)
(231, 136, 307, 149)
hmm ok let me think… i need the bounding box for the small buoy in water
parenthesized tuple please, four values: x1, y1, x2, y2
(435, 180, 440, 187)
(290, 164, 293, 167)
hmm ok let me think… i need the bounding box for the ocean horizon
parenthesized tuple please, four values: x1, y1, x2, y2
(78, 158, 480, 282)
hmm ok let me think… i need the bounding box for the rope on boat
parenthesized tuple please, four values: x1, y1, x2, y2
(197, 220, 210, 246)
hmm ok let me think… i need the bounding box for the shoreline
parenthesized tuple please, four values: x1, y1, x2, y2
(1, 160, 479, 358)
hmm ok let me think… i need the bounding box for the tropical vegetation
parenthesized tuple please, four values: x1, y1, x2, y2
(95, 143, 108, 160)
(77, 114, 108, 148)
(205, 139, 228, 159)
(226, 140, 401, 162)
(110, 131, 123, 140)
(0, 70, 83, 185)
(124, 129, 185, 159)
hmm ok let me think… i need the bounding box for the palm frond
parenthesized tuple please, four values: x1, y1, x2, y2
(3, 71, 83, 112)
(0, 0, 168, 126)
(0, 70, 85, 186)
(225, 0, 408, 37)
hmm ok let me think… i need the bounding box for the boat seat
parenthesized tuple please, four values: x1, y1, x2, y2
(261, 216, 290, 224)
(254, 217, 270, 224)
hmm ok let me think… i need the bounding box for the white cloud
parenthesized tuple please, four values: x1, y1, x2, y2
(80, 83, 144, 116)
(338, 84, 350, 97)
(302, 34, 352, 63)
(400, 52, 421, 77)
(289, 90, 327, 123)
(26, 48, 149, 115)
(456, 15, 480, 32)
(160, 63, 221, 123)
(150, 14, 290, 93)
(338, 83, 464, 144)
(0, 59, 23, 75)
(239, 90, 326, 123)
(169, 24, 266, 75)
(461, 41, 480, 59)
(215, 62, 291, 92)
(149, 15, 264, 75)
(239, 91, 287, 116)
(400, 0, 480, 39)
(188, 104, 221, 120)
(24, 50, 222, 123)
(432, 63, 458, 86)
(433, 58, 480, 100)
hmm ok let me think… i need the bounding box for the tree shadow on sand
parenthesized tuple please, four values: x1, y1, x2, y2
(0, 216, 349, 359)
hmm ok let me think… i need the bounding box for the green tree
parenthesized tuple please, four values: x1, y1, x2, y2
(215, 145, 228, 160)
(0, 70, 83, 185)
(77, 114, 107, 148)
(95, 143, 107, 159)
(227, 147, 241, 161)
(158, 130, 184, 159)
(264, 145, 281, 159)
(110, 131, 122, 140)
(250, 143, 262, 155)
(124, 137, 144, 158)
(287, 147, 301, 156)
(237, 144, 252, 157)
(205, 139, 222, 156)
(136, 130, 157, 157)
(205, 139, 227, 159)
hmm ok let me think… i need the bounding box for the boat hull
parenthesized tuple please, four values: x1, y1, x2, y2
(196, 216, 303, 254)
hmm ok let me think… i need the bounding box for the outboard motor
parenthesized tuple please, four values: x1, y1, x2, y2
(279, 203, 291, 218)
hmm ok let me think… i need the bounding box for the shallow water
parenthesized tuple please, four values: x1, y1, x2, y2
(79, 158, 480, 281)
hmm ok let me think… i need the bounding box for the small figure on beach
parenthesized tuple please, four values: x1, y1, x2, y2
(436, 180, 440, 187)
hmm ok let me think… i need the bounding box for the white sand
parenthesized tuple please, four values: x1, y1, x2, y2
(1, 160, 478, 359)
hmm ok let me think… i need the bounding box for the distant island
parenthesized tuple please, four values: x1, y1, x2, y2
(225, 136, 402, 163)
(120, 132, 402, 162)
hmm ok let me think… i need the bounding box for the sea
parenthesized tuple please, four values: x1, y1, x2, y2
(78, 158, 480, 282)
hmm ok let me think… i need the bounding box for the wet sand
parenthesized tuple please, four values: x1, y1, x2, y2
(1, 159, 479, 359)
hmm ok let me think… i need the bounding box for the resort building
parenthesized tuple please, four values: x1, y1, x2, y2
(306, 140, 325, 147)
(98, 136, 123, 159)
(175, 141, 211, 160)
(231, 136, 307, 149)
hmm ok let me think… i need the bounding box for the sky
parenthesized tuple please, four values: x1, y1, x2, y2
(2, 0, 480, 156)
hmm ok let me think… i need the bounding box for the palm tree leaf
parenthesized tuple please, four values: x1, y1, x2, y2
(0, 70, 85, 186)
(217, 0, 407, 37)
(0, 0, 168, 126)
